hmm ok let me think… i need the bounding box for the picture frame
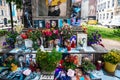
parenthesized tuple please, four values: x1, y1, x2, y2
(77, 33, 87, 47)
(33, 20, 45, 28)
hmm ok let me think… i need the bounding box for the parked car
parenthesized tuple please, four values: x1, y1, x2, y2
(88, 20, 97, 25)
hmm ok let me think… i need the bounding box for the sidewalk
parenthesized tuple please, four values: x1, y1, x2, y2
(102, 39, 120, 50)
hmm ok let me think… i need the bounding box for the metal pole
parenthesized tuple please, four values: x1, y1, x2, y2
(9, 2, 14, 30)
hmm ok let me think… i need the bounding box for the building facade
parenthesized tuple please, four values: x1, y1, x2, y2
(81, 0, 89, 20)
(96, 0, 120, 23)
(0, 0, 10, 24)
(81, 0, 97, 21)
(0, 0, 19, 25)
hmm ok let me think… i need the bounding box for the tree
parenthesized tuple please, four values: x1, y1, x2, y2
(6, 0, 22, 30)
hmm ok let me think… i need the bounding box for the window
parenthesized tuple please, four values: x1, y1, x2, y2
(101, 4, 102, 10)
(118, 0, 120, 6)
(0, 0, 2, 6)
(97, 14, 99, 19)
(101, 4, 103, 10)
(100, 14, 101, 19)
(4, 1, 6, 6)
(108, 1, 110, 8)
(103, 14, 105, 19)
(97, 5, 99, 11)
(107, 13, 109, 19)
(101, 14, 102, 19)
(111, 12, 113, 19)
(1, 10, 4, 16)
(104, 2, 106, 9)
(112, 0, 114, 7)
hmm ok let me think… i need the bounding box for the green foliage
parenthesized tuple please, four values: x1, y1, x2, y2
(6, 0, 22, 9)
(81, 60, 96, 72)
(83, 25, 120, 41)
(114, 29, 120, 37)
(62, 55, 77, 70)
(6, 30, 18, 48)
(27, 29, 41, 50)
(28, 30, 41, 41)
(36, 48, 62, 72)
(103, 50, 120, 64)
(63, 62, 76, 70)
(0, 30, 8, 37)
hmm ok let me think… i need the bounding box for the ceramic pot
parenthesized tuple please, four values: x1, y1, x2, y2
(104, 62, 117, 72)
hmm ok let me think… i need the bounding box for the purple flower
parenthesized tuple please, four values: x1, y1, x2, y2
(2, 42, 7, 46)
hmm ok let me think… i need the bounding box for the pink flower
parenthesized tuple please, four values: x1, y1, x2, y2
(53, 30, 59, 34)
(48, 31, 52, 36)
(45, 30, 52, 37)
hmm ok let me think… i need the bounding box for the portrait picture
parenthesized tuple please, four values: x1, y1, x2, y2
(77, 33, 87, 47)
(50, 20, 58, 28)
(38, 0, 67, 16)
(33, 20, 45, 28)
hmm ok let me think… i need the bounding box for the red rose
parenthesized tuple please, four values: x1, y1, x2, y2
(21, 33, 27, 39)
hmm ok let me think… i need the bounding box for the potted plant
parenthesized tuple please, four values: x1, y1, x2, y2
(25, 29, 41, 50)
(36, 48, 62, 73)
(42, 28, 59, 48)
(87, 31, 104, 47)
(103, 50, 120, 72)
(81, 59, 96, 73)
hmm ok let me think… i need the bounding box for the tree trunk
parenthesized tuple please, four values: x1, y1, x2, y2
(9, 2, 14, 30)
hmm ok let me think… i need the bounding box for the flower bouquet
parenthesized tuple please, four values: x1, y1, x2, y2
(4, 30, 18, 48)
(25, 29, 41, 50)
(87, 31, 104, 47)
(63, 55, 78, 70)
(59, 25, 73, 47)
(42, 28, 59, 48)
(103, 50, 120, 64)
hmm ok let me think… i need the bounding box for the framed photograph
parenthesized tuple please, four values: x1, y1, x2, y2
(33, 20, 39, 28)
(39, 20, 45, 28)
(45, 19, 51, 28)
(77, 33, 87, 47)
(33, 20, 45, 28)
(58, 19, 63, 28)
(50, 20, 58, 28)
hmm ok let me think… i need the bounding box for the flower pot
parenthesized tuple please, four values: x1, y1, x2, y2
(104, 62, 117, 72)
